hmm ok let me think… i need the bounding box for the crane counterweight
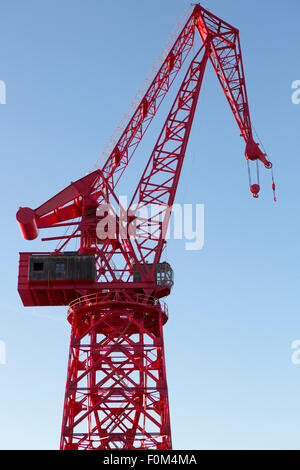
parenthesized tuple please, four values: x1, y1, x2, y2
(16, 207, 39, 240)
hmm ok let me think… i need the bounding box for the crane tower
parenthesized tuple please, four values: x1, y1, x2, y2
(16, 4, 273, 450)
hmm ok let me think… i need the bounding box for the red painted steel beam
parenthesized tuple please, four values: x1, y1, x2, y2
(96, 7, 198, 200)
(129, 45, 210, 273)
(194, 5, 271, 168)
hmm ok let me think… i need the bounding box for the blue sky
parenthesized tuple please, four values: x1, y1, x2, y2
(0, 0, 300, 450)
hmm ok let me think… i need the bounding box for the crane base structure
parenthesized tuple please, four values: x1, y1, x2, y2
(61, 292, 171, 450)
(16, 4, 273, 450)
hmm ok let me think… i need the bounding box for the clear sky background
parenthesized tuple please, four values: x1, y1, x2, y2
(0, 0, 300, 450)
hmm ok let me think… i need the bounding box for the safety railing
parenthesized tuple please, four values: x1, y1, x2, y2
(68, 291, 168, 319)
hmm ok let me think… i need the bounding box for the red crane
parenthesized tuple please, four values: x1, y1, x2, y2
(16, 4, 274, 450)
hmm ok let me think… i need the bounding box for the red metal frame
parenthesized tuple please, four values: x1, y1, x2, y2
(61, 292, 171, 450)
(16, 4, 272, 450)
(128, 44, 210, 272)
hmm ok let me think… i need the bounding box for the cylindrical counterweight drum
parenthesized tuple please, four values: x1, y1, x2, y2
(16, 207, 39, 240)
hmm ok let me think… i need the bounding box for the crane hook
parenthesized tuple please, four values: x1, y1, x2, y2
(250, 184, 260, 199)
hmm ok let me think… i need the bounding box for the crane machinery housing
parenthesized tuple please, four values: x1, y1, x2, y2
(16, 4, 273, 450)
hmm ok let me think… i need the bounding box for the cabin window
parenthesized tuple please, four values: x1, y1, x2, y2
(33, 262, 44, 272)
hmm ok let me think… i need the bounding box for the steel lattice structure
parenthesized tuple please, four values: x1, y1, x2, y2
(61, 293, 170, 449)
(16, 4, 272, 450)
